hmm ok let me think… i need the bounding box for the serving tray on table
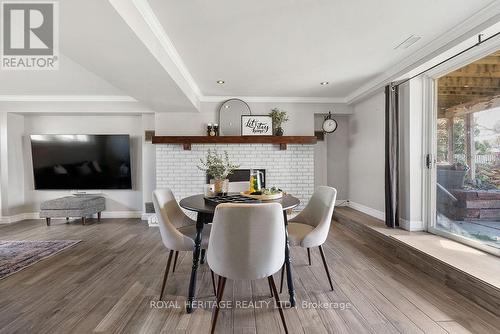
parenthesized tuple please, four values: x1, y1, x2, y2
(240, 191, 283, 201)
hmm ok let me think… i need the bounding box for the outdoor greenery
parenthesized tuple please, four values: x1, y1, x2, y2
(437, 115, 499, 189)
(197, 149, 240, 180)
(438, 117, 493, 161)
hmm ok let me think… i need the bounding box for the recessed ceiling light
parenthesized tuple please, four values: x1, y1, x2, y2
(320, 81, 329, 85)
(217, 80, 225, 84)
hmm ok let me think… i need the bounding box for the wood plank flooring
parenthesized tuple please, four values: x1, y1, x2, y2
(0, 217, 499, 334)
(334, 207, 500, 317)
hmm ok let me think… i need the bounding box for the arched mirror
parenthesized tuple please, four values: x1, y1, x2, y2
(219, 99, 251, 136)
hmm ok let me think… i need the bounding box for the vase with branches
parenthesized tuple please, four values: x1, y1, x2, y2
(197, 149, 240, 194)
(269, 108, 289, 136)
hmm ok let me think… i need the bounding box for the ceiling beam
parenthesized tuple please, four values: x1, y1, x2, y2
(108, 0, 202, 110)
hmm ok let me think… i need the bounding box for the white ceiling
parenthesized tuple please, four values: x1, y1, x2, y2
(58, 0, 198, 112)
(0, 0, 498, 112)
(149, 0, 497, 98)
(0, 55, 124, 96)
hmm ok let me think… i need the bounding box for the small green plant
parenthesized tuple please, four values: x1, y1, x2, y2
(269, 108, 289, 129)
(197, 149, 240, 180)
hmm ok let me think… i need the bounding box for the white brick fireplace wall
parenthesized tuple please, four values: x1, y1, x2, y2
(156, 144, 314, 213)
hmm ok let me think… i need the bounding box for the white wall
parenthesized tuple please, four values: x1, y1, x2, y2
(155, 101, 351, 135)
(0, 113, 28, 218)
(7, 114, 26, 215)
(141, 113, 156, 212)
(20, 115, 144, 216)
(348, 92, 385, 217)
(0, 113, 7, 217)
(399, 79, 424, 230)
(313, 114, 328, 189)
(326, 116, 349, 200)
(155, 101, 352, 201)
(1, 100, 355, 222)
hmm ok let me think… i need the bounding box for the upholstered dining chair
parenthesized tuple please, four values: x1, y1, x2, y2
(207, 203, 288, 334)
(280, 186, 337, 292)
(152, 189, 214, 300)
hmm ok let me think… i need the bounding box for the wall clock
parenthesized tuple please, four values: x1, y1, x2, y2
(322, 112, 338, 133)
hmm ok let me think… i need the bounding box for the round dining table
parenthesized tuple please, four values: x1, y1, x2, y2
(179, 193, 300, 313)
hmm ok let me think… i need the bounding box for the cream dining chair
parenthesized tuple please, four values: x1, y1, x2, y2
(152, 189, 215, 300)
(207, 203, 288, 334)
(280, 186, 337, 291)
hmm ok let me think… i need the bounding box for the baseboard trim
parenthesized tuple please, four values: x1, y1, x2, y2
(0, 212, 39, 224)
(348, 201, 385, 221)
(399, 218, 425, 231)
(97, 211, 142, 219)
(0, 211, 142, 223)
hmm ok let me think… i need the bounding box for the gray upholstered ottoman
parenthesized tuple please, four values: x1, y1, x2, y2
(40, 196, 105, 226)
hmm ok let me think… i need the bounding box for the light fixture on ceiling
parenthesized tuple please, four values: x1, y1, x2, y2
(216, 80, 225, 84)
(320, 81, 329, 85)
(394, 35, 422, 50)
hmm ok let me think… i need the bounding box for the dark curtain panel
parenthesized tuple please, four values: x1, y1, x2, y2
(384, 84, 399, 228)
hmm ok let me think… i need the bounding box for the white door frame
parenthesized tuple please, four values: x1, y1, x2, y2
(422, 37, 500, 256)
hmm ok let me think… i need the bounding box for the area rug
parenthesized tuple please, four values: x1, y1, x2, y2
(0, 240, 81, 280)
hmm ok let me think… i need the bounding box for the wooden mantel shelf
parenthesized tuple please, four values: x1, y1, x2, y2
(152, 135, 317, 150)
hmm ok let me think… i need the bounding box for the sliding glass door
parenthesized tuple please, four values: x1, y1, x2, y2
(430, 51, 500, 255)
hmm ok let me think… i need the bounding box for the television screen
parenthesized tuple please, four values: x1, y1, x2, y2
(30, 134, 132, 190)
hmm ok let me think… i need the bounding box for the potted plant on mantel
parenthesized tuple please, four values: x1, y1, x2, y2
(198, 149, 240, 194)
(269, 108, 289, 136)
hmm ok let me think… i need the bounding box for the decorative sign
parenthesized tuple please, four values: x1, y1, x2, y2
(241, 115, 272, 136)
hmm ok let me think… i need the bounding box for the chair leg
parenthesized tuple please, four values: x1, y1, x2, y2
(318, 245, 334, 291)
(172, 251, 179, 273)
(268, 276, 274, 297)
(211, 276, 227, 334)
(279, 263, 285, 294)
(268, 276, 289, 334)
(200, 249, 206, 264)
(159, 250, 174, 300)
(307, 248, 312, 266)
(210, 269, 217, 296)
(46, 218, 51, 226)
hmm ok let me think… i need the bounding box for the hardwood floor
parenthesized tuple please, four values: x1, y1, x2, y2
(0, 218, 499, 334)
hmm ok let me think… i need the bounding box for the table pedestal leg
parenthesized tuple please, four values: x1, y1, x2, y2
(186, 212, 205, 313)
(283, 211, 296, 307)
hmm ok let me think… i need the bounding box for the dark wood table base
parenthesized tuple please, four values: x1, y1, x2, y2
(283, 210, 296, 307)
(186, 212, 213, 313)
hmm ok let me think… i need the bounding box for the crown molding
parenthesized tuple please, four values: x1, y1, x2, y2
(0, 95, 138, 102)
(0, 94, 346, 105)
(3, 2, 496, 110)
(345, 2, 500, 104)
(200, 95, 347, 104)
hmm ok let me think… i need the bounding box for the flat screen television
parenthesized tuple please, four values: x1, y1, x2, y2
(30, 134, 132, 190)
